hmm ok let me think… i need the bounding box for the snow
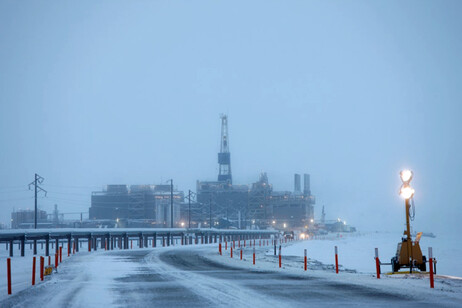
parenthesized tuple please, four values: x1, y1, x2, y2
(1, 232, 461, 306)
(281, 231, 462, 277)
(206, 236, 462, 306)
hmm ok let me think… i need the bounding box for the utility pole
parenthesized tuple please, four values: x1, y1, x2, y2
(169, 179, 173, 228)
(28, 174, 47, 229)
(209, 195, 212, 229)
(185, 190, 196, 228)
(188, 190, 191, 228)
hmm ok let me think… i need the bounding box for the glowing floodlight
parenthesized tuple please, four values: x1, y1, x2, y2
(400, 170, 413, 184)
(399, 184, 415, 200)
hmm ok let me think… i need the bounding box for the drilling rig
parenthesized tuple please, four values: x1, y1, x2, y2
(218, 114, 232, 184)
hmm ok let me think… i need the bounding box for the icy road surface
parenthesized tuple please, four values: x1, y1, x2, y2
(1, 245, 461, 307)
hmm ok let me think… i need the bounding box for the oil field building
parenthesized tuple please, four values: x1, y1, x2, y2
(89, 184, 184, 227)
(194, 115, 315, 229)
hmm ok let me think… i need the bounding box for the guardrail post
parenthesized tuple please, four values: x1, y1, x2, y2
(375, 248, 380, 279)
(9, 240, 13, 257)
(56, 239, 59, 255)
(429, 247, 434, 288)
(21, 236, 25, 257)
(335, 246, 339, 274)
(153, 233, 157, 248)
(33, 239, 37, 255)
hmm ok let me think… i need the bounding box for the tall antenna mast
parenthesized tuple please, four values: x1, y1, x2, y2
(218, 114, 232, 183)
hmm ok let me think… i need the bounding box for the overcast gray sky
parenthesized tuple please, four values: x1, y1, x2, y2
(1, 0, 461, 234)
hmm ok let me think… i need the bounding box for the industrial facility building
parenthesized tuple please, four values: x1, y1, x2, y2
(88, 114, 315, 230)
(11, 209, 50, 229)
(89, 184, 183, 227)
(193, 115, 315, 229)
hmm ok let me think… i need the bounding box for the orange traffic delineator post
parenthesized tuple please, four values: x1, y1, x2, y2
(335, 246, 339, 274)
(40, 256, 44, 281)
(279, 245, 282, 268)
(32, 257, 36, 286)
(429, 247, 434, 288)
(375, 248, 380, 279)
(304, 249, 307, 271)
(7, 258, 12, 295)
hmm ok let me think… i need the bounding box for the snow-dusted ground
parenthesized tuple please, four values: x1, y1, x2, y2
(0, 233, 461, 307)
(281, 231, 462, 277)
(0, 237, 174, 301)
(207, 236, 462, 306)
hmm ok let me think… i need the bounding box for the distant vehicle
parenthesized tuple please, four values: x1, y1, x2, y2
(283, 231, 294, 239)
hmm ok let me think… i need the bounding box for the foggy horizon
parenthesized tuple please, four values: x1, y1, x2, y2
(1, 1, 461, 235)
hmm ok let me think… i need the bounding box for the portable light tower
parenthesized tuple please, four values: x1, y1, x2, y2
(391, 169, 426, 273)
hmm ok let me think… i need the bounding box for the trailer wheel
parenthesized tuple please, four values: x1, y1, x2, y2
(419, 256, 427, 272)
(391, 257, 400, 272)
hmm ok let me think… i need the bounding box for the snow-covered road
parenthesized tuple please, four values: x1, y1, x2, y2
(1, 244, 461, 307)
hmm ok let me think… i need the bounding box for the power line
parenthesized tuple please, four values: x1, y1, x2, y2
(28, 174, 47, 229)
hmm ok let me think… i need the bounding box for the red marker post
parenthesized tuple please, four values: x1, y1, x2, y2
(279, 245, 282, 268)
(230, 247, 233, 258)
(429, 247, 434, 288)
(68, 241, 71, 256)
(40, 256, 44, 281)
(225, 241, 227, 251)
(253, 247, 256, 265)
(55, 253, 58, 269)
(304, 249, 307, 271)
(7, 258, 12, 295)
(60, 247, 63, 263)
(375, 248, 381, 279)
(335, 246, 339, 274)
(219, 242, 222, 255)
(32, 257, 36, 286)
(240, 248, 243, 260)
